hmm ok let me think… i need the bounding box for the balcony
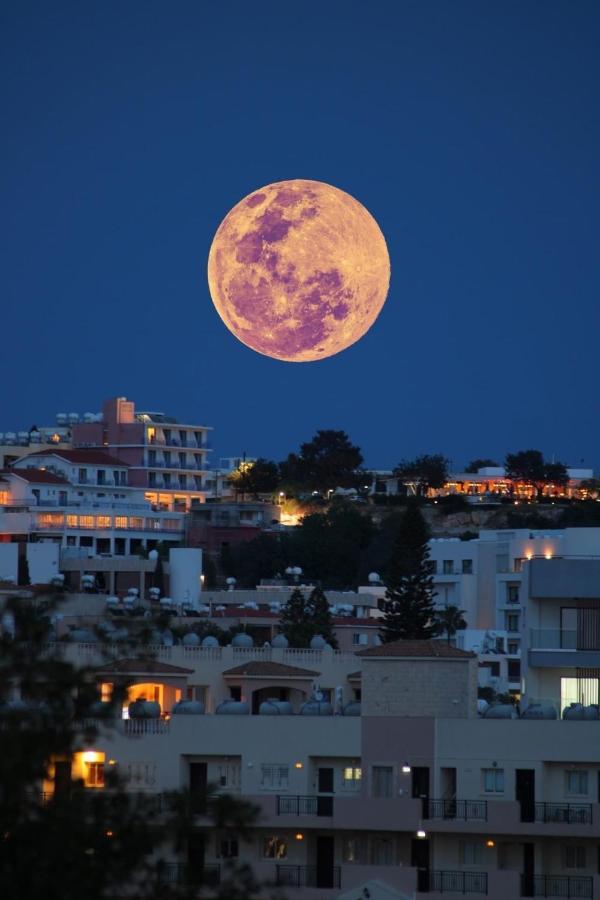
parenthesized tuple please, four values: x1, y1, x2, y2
(277, 795, 334, 816)
(158, 863, 220, 887)
(425, 870, 488, 894)
(521, 874, 592, 898)
(423, 799, 487, 821)
(530, 630, 577, 650)
(276, 865, 341, 889)
(535, 803, 593, 825)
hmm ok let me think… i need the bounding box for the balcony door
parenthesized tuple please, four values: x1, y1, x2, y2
(411, 838, 430, 892)
(516, 769, 535, 823)
(315, 835, 335, 888)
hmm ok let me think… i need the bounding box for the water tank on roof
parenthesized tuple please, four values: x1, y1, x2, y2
(342, 701, 361, 716)
(83, 413, 95, 423)
(172, 700, 205, 715)
(310, 635, 326, 650)
(522, 703, 557, 720)
(5, 433, 16, 444)
(477, 699, 489, 715)
(231, 633, 253, 648)
(201, 635, 219, 648)
(216, 700, 250, 715)
(56, 414, 68, 425)
(182, 632, 200, 647)
(259, 699, 293, 715)
(271, 634, 288, 648)
(299, 698, 333, 716)
(69, 628, 98, 643)
(68, 413, 79, 423)
(563, 703, 585, 720)
(161, 629, 174, 646)
(583, 704, 599, 720)
(17, 431, 29, 443)
(484, 704, 518, 719)
(128, 699, 161, 719)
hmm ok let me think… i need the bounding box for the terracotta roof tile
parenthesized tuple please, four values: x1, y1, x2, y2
(1, 468, 69, 485)
(357, 640, 475, 659)
(95, 658, 194, 675)
(22, 449, 128, 467)
(223, 660, 319, 678)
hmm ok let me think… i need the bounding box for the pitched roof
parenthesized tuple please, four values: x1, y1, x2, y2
(223, 660, 320, 678)
(1, 468, 69, 485)
(95, 658, 194, 675)
(357, 640, 476, 659)
(21, 449, 129, 467)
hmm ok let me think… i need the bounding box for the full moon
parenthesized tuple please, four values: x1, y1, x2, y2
(207, 179, 390, 362)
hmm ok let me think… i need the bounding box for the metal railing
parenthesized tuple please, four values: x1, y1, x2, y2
(521, 875, 592, 898)
(423, 799, 487, 821)
(534, 803, 593, 825)
(158, 863, 220, 886)
(276, 865, 341, 889)
(429, 870, 488, 894)
(277, 795, 334, 816)
(124, 719, 170, 736)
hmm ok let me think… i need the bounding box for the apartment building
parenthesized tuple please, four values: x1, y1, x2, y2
(71, 397, 212, 511)
(0, 448, 185, 563)
(38, 632, 600, 900)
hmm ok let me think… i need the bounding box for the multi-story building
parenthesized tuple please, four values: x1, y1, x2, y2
(0, 448, 185, 566)
(35, 630, 600, 900)
(71, 396, 212, 511)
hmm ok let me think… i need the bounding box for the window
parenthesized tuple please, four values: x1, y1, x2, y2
(508, 660, 521, 680)
(370, 837, 393, 865)
(352, 634, 368, 646)
(66, 515, 78, 528)
(342, 767, 362, 790)
(115, 516, 128, 529)
(507, 640, 520, 655)
(507, 584, 520, 604)
(96, 516, 111, 529)
(428, 560, 438, 574)
(85, 762, 105, 787)
(564, 846, 586, 869)
(513, 558, 524, 573)
(79, 515, 95, 529)
(218, 763, 240, 788)
(443, 560, 454, 575)
(482, 768, 504, 793)
(260, 765, 289, 790)
(263, 836, 287, 859)
(218, 838, 239, 859)
(342, 837, 361, 863)
(462, 559, 473, 575)
(460, 841, 484, 866)
(372, 766, 393, 798)
(130, 517, 144, 529)
(506, 613, 519, 633)
(565, 770, 588, 796)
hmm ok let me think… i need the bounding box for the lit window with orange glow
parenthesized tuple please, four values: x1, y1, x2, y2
(0, 492, 8, 505)
(100, 682, 113, 702)
(74, 750, 106, 788)
(79, 515, 95, 529)
(115, 516, 128, 529)
(96, 516, 111, 529)
(66, 515, 78, 528)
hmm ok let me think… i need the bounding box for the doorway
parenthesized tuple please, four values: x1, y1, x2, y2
(411, 837, 430, 892)
(189, 762, 207, 814)
(317, 767, 334, 815)
(521, 842, 535, 897)
(516, 769, 536, 823)
(315, 835, 335, 888)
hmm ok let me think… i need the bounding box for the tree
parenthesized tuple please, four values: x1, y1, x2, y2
(393, 454, 449, 497)
(228, 459, 280, 499)
(0, 593, 281, 900)
(505, 450, 568, 498)
(17, 555, 31, 587)
(221, 534, 288, 589)
(464, 458, 498, 474)
(307, 587, 338, 649)
(279, 430, 363, 494)
(380, 504, 438, 642)
(153, 554, 166, 596)
(279, 587, 315, 648)
(434, 604, 467, 645)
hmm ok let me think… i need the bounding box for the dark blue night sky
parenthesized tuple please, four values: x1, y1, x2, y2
(2, 1, 599, 469)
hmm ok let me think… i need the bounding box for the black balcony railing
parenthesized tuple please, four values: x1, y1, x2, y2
(276, 865, 341, 889)
(158, 863, 220, 887)
(534, 803, 593, 825)
(429, 870, 488, 894)
(423, 799, 487, 821)
(276, 795, 334, 816)
(521, 874, 592, 898)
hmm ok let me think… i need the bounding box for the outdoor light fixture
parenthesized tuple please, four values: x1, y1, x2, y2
(402, 762, 411, 774)
(416, 829, 427, 839)
(486, 840, 495, 848)
(295, 833, 304, 841)
(294, 762, 303, 769)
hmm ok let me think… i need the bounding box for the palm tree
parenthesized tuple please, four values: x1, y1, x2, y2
(434, 604, 467, 645)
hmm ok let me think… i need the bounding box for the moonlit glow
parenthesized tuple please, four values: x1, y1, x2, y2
(207, 179, 390, 362)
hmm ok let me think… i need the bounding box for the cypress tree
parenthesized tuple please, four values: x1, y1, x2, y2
(380, 503, 438, 642)
(279, 588, 315, 648)
(308, 587, 338, 649)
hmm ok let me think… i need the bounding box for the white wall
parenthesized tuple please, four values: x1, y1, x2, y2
(26, 543, 60, 584)
(0, 544, 18, 583)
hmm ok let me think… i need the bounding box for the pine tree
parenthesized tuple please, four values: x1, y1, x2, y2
(307, 587, 338, 649)
(279, 588, 315, 648)
(380, 503, 438, 642)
